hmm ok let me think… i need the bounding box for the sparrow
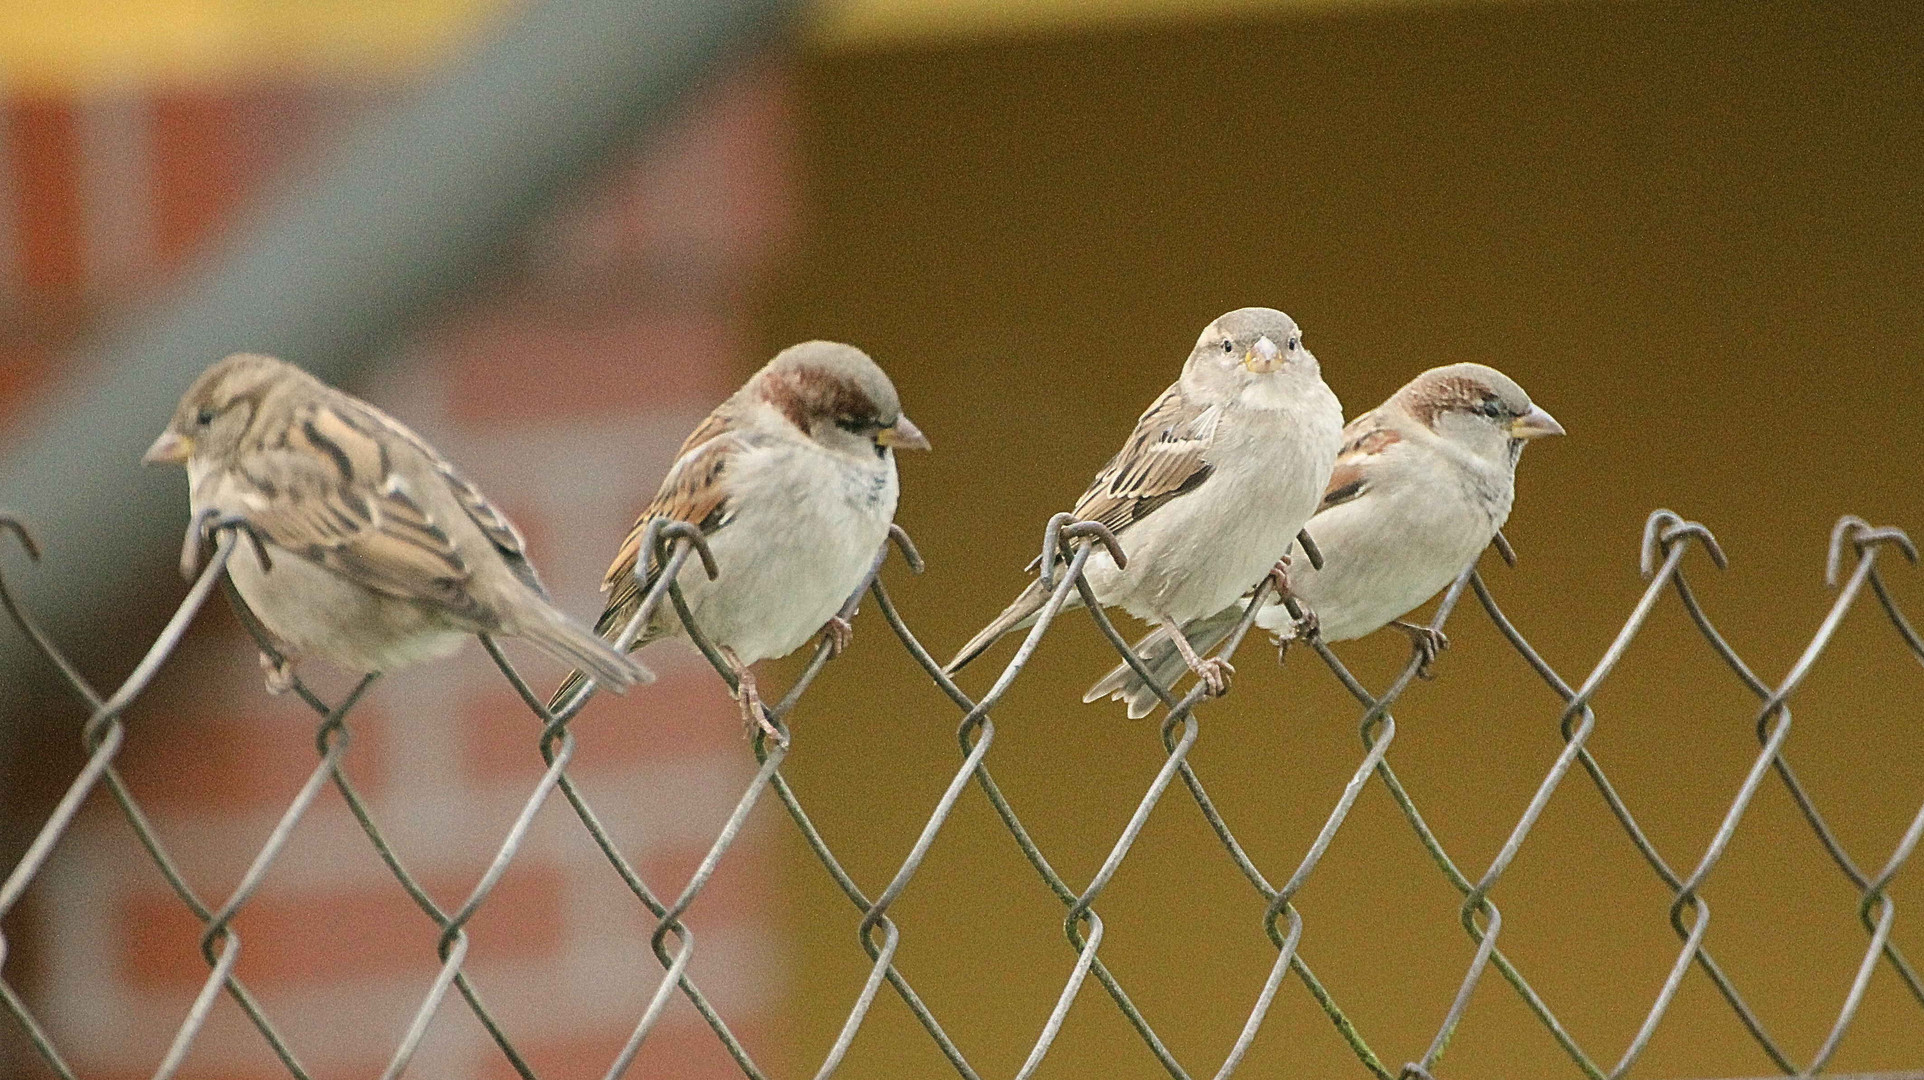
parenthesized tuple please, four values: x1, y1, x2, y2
(944, 307, 1344, 697)
(1087, 362, 1562, 717)
(548, 340, 929, 737)
(144, 352, 649, 693)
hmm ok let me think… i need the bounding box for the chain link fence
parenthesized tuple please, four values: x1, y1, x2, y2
(0, 505, 1921, 1080)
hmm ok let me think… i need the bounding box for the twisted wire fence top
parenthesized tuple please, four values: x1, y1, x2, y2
(0, 504, 1920, 1080)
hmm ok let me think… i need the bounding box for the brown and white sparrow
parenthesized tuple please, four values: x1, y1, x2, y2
(1088, 362, 1562, 716)
(144, 352, 649, 693)
(944, 307, 1345, 696)
(549, 340, 929, 736)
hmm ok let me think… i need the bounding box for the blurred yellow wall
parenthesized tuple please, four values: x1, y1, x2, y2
(806, 0, 1556, 49)
(752, 1, 1924, 1077)
(0, 0, 1554, 91)
(0, 0, 512, 91)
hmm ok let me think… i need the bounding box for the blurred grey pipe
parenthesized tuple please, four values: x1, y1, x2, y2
(0, 0, 797, 717)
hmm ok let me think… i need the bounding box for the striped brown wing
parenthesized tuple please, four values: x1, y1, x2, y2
(1070, 381, 1222, 536)
(235, 398, 486, 615)
(1317, 414, 1402, 512)
(594, 426, 742, 634)
(351, 395, 543, 591)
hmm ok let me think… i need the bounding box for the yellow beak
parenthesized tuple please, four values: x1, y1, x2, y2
(876, 414, 931, 451)
(143, 429, 193, 465)
(1241, 335, 1282, 375)
(1508, 405, 1565, 440)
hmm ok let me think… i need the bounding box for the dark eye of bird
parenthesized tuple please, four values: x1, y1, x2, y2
(1221, 338, 1235, 353)
(1478, 398, 1503, 418)
(195, 406, 217, 426)
(834, 416, 868, 435)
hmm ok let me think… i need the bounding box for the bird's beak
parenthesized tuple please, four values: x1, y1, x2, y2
(1508, 405, 1565, 440)
(143, 428, 193, 465)
(1242, 335, 1282, 374)
(876, 414, 931, 451)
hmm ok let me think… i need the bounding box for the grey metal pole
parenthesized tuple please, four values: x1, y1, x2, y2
(0, 0, 797, 727)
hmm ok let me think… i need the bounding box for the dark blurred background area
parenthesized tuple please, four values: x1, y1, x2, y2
(3, 1, 1923, 1078)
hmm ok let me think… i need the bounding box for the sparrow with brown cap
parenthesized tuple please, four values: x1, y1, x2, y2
(550, 340, 929, 738)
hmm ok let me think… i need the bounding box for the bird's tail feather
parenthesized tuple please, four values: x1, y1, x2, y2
(522, 607, 652, 709)
(1085, 607, 1242, 718)
(944, 577, 1074, 676)
(546, 667, 591, 716)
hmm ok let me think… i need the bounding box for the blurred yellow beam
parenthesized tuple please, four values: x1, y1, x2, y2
(0, 0, 1554, 93)
(805, 0, 1555, 51)
(0, 0, 516, 93)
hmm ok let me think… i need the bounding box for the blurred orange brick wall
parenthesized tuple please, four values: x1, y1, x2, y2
(2, 46, 799, 1080)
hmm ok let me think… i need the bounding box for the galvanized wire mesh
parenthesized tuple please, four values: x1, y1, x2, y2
(1, 505, 1921, 1080)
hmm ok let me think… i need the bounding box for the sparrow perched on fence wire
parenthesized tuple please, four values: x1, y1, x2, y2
(144, 352, 649, 694)
(1088, 362, 1563, 717)
(944, 307, 1345, 698)
(549, 340, 929, 738)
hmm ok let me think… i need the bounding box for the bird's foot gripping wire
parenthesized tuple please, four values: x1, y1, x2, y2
(821, 615, 854, 658)
(258, 651, 298, 696)
(1390, 619, 1449, 680)
(1264, 554, 1321, 641)
(1160, 614, 1233, 698)
(1262, 555, 1291, 599)
(1190, 655, 1234, 697)
(721, 646, 785, 747)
